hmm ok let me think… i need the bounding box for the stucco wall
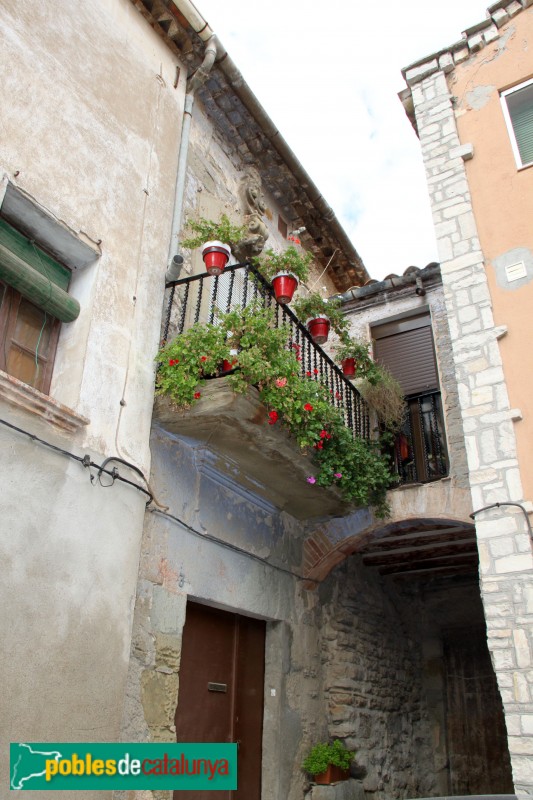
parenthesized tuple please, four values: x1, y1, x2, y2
(448, 6, 533, 503)
(124, 427, 326, 800)
(1, 1, 186, 796)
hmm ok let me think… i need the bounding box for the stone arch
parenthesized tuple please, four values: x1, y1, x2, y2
(303, 482, 474, 584)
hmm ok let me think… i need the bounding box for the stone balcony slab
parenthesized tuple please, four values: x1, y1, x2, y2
(153, 378, 352, 520)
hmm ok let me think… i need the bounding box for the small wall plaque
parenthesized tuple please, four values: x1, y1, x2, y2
(208, 682, 227, 693)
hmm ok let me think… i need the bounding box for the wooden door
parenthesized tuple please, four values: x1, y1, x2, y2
(174, 602, 266, 800)
(444, 626, 514, 795)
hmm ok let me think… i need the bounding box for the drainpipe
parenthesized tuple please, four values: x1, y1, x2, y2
(165, 32, 217, 282)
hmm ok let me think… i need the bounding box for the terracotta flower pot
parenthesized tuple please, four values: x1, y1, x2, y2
(341, 357, 356, 379)
(201, 241, 231, 276)
(271, 271, 298, 304)
(313, 765, 350, 784)
(306, 315, 330, 345)
(221, 348, 239, 373)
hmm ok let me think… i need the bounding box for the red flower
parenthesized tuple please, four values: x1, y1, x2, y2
(200, 355, 208, 362)
(168, 358, 179, 366)
(304, 403, 313, 411)
(319, 430, 328, 438)
(313, 368, 319, 375)
(335, 392, 341, 400)
(194, 392, 201, 399)
(268, 410, 279, 425)
(314, 441, 323, 450)
(306, 371, 311, 377)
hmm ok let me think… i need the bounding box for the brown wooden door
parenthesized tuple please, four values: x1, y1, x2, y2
(174, 602, 266, 800)
(444, 626, 514, 795)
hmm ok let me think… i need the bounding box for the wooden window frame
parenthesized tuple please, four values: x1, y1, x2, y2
(0, 280, 61, 395)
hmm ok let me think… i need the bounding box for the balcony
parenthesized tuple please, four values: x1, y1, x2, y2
(392, 392, 449, 486)
(154, 263, 372, 519)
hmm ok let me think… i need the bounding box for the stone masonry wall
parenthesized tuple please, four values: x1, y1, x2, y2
(318, 556, 438, 800)
(409, 66, 533, 796)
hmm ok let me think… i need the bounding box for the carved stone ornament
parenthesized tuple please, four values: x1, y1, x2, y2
(234, 169, 269, 260)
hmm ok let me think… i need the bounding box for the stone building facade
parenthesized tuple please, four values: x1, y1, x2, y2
(401, 3, 533, 795)
(1, 1, 529, 799)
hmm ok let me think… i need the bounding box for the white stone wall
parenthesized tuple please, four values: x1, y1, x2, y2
(410, 67, 533, 796)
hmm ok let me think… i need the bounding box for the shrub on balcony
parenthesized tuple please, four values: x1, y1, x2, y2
(156, 304, 392, 516)
(254, 246, 312, 283)
(181, 214, 247, 250)
(292, 292, 349, 338)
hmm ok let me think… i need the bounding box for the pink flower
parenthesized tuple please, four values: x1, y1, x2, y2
(334, 472, 342, 479)
(304, 403, 313, 411)
(306, 476, 316, 484)
(194, 392, 201, 399)
(275, 377, 287, 388)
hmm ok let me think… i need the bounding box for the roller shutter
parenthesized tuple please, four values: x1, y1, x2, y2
(372, 314, 439, 397)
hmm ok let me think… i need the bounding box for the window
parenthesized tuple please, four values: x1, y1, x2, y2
(372, 313, 448, 485)
(0, 216, 79, 394)
(501, 78, 533, 169)
(0, 281, 61, 393)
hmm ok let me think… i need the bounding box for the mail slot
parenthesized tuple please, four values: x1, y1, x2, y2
(208, 682, 227, 693)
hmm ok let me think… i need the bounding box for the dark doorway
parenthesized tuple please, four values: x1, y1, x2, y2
(174, 602, 266, 800)
(444, 626, 514, 794)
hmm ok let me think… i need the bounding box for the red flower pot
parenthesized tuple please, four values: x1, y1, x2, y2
(341, 357, 356, 379)
(313, 765, 350, 784)
(271, 271, 298, 304)
(201, 241, 231, 276)
(306, 315, 330, 345)
(221, 349, 239, 373)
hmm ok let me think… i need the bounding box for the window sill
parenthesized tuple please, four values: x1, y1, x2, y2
(0, 370, 89, 432)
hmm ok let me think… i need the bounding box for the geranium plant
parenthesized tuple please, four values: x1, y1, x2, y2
(155, 303, 393, 515)
(334, 337, 375, 379)
(302, 740, 354, 776)
(254, 246, 312, 283)
(292, 292, 349, 338)
(181, 214, 246, 250)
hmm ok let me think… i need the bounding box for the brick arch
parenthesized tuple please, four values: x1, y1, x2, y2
(303, 482, 473, 585)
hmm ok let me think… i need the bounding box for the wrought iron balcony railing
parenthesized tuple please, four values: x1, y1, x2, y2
(164, 261, 370, 441)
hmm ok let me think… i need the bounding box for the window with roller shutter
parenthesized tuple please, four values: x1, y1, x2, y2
(372, 313, 448, 484)
(372, 313, 439, 397)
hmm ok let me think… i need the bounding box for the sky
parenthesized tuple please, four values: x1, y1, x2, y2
(194, 0, 491, 281)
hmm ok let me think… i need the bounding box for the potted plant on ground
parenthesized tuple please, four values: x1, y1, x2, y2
(334, 337, 374, 380)
(181, 214, 247, 276)
(292, 292, 349, 344)
(254, 246, 312, 304)
(302, 740, 354, 784)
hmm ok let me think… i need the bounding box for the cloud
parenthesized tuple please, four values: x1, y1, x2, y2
(196, 0, 489, 278)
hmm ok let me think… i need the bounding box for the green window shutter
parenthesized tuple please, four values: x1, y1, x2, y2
(507, 84, 533, 166)
(0, 218, 80, 322)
